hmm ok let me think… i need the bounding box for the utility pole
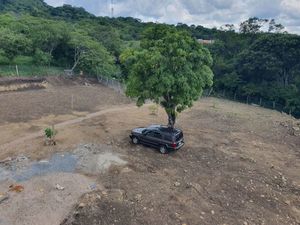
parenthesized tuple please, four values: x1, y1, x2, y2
(111, 0, 114, 18)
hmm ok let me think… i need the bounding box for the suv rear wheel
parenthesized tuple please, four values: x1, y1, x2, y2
(132, 136, 139, 144)
(159, 146, 167, 154)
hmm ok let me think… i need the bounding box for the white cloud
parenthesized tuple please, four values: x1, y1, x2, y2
(44, 0, 300, 34)
(45, 0, 66, 7)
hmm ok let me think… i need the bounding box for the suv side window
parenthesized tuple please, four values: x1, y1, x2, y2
(146, 131, 162, 139)
(146, 131, 155, 137)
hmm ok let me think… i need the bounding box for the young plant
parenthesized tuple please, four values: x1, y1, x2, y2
(148, 104, 159, 116)
(44, 126, 57, 145)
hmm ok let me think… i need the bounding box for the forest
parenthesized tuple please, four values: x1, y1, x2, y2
(0, 0, 299, 117)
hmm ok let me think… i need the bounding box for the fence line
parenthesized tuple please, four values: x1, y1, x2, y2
(96, 75, 125, 94)
(205, 89, 299, 118)
(0, 65, 65, 77)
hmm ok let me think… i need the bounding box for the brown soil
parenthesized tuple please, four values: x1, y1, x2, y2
(0, 77, 47, 93)
(0, 78, 299, 225)
(0, 76, 130, 124)
(0, 77, 45, 85)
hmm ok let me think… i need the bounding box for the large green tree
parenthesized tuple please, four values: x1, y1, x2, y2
(121, 25, 214, 128)
(68, 30, 118, 77)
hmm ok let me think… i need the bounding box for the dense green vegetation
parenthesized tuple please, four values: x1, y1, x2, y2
(0, 0, 299, 117)
(204, 26, 300, 118)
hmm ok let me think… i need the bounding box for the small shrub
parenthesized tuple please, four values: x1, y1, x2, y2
(45, 127, 54, 139)
(44, 126, 57, 145)
(33, 49, 52, 66)
(12, 55, 33, 65)
(211, 102, 218, 109)
(148, 104, 158, 115)
(0, 50, 9, 65)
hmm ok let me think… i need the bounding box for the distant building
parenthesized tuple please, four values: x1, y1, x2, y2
(197, 39, 215, 45)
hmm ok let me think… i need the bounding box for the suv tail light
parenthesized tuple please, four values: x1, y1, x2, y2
(171, 143, 177, 148)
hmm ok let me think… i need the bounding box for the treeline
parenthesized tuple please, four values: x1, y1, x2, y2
(0, 0, 299, 117)
(0, 13, 147, 77)
(206, 24, 300, 118)
(176, 19, 300, 117)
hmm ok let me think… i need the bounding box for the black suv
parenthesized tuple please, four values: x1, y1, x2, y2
(130, 125, 184, 154)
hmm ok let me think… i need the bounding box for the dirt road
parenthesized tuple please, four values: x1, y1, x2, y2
(0, 104, 138, 154)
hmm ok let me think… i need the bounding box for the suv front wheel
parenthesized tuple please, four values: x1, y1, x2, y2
(132, 136, 139, 144)
(159, 146, 167, 154)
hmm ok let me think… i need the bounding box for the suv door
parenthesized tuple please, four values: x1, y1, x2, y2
(143, 130, 162, 148)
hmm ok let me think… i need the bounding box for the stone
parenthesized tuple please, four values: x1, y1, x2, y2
(292, 126, 300, 131)
(78, 203, 85, 208)
(96, 194, 101, 200)
(16, 155, 29, 162)
(280, 121, 289, 127)
(135, 194, 142, 202)
(55, 184, 65, 190)
(0, 194, 9, 204)
(174, 182, 181, 187)
(0, 157, 12, 164)
(284, 200, 291, 205)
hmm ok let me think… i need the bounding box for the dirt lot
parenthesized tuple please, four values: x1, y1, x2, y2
(0, 78, 299, 225)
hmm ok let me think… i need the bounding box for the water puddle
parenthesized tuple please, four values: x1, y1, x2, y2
(0, 153, 77, 182)
(0, 144, 127, 182)
(13, 153, 78, 182)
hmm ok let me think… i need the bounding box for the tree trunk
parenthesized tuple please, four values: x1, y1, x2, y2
(283, 68, 289, 87)
(208, 88, 213, 97)
(48, 47, 54, 67)
(167, 109, 176, 129)
(71, 47, 83, 72)
(259, 98, 262, 106)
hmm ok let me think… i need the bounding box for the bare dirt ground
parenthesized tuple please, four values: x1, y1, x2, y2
(0, 78, 300, 225)
(0, 76, 130, 124)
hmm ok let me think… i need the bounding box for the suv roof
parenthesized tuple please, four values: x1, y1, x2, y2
(147, 125, 182, 135)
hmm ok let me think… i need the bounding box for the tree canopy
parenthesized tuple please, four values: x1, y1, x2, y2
(121, 25, 214, 127)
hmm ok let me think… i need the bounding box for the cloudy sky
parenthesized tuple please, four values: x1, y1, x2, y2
(44, 0, 300, 34)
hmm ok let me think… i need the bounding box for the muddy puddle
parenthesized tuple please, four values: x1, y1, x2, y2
(0, 144, 127, 182)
